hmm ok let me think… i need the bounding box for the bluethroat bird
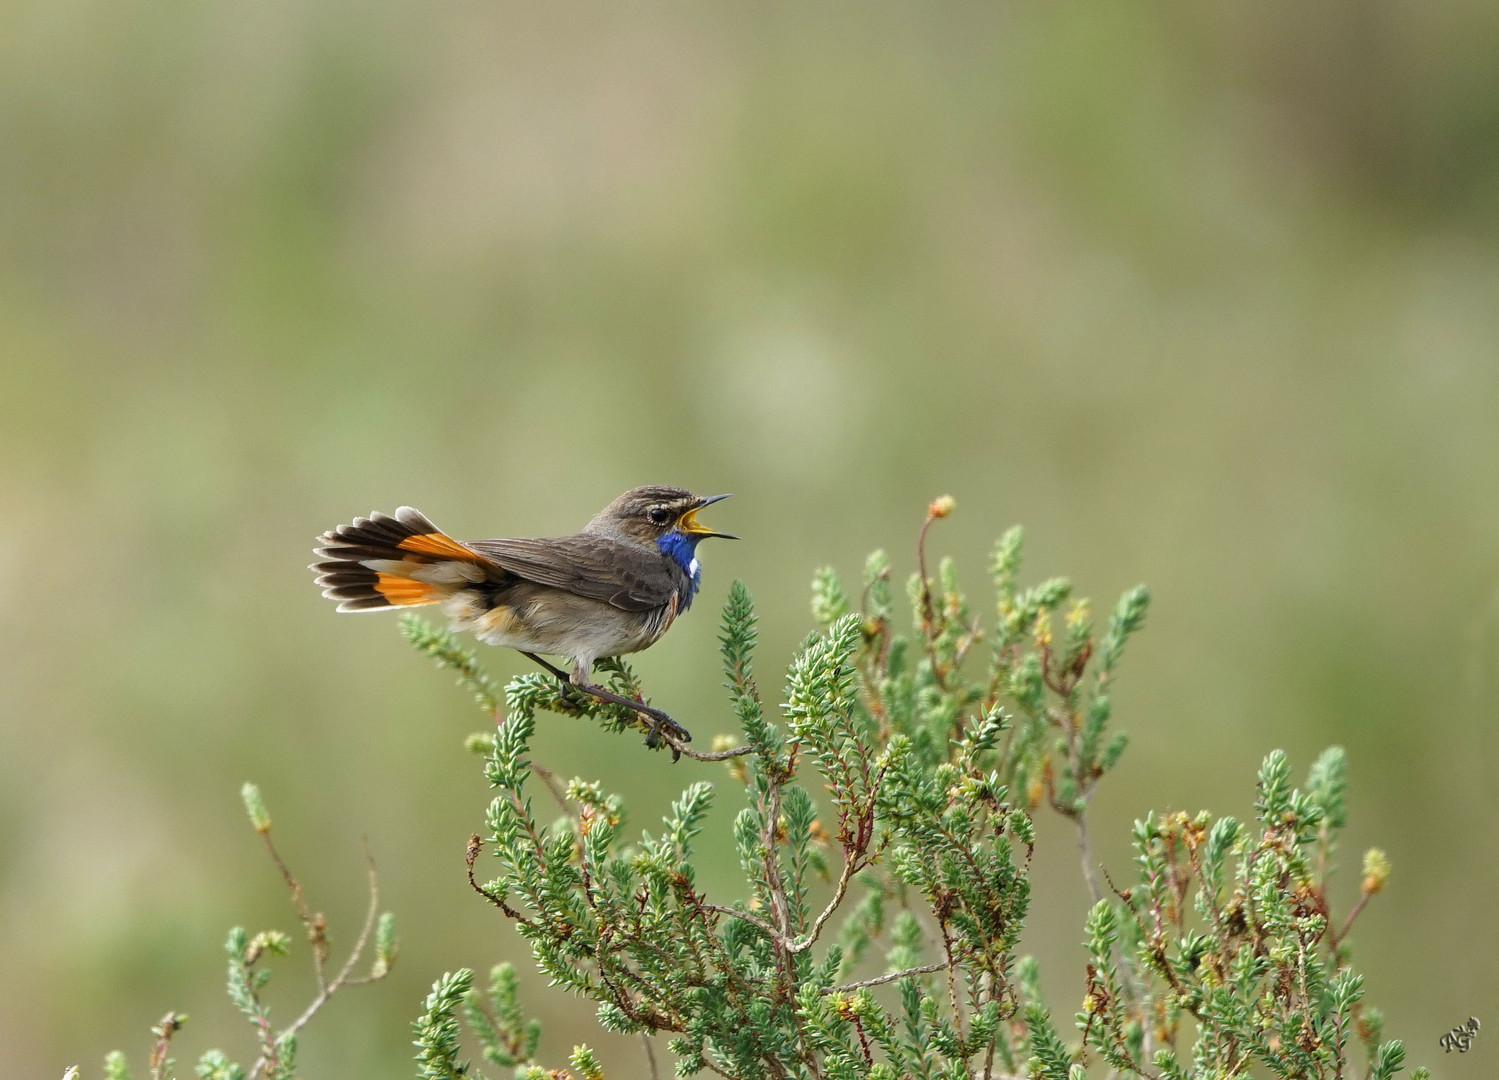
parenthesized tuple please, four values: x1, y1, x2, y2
(311, 486, 736, 750)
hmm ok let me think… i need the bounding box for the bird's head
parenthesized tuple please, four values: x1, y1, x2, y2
(586, 486, 738, 548)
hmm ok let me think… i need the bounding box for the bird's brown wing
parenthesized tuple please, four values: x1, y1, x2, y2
(465, 535, 679, 612)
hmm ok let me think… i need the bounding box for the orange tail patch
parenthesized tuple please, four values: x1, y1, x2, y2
(373, 573, 440, 605)
(397, 531, 481, 561)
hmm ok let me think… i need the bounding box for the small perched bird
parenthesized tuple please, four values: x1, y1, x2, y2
(311, 486, 736, 748)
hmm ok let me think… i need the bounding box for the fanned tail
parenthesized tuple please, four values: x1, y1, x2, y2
(311, 507, 488, 612)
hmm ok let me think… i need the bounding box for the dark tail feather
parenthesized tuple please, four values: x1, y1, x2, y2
(312, 507, 484, 612)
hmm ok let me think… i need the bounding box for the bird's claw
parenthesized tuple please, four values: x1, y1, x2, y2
(643, 708, 691, 757)
(551, 670, 691, 759)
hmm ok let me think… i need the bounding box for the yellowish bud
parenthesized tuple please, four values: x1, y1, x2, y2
(1361, 848, 1391, 894)
(464, 732, 496, 755)
(713, 734, 748, 784)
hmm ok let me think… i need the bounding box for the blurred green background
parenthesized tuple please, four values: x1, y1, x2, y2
(3, 0, 1498, 1076)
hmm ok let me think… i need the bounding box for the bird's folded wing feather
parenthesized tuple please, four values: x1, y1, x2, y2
(466, 535, 678, 612)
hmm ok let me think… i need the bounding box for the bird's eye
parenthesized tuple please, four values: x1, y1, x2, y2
(647, 506, 672, 525)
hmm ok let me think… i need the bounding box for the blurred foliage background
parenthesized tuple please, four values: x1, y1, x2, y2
(2, 0, 1497, 1076)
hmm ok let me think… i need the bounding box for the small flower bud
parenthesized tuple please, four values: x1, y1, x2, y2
(464, 732, 496, 755)
(1361, 848, 1390, 894)
(241, 783, 271, 834)
(929, 494, 957, 519)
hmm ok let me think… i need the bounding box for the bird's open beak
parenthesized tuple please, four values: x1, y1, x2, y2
(680, 494, 738, 539)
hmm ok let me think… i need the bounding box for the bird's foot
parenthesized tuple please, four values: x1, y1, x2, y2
(640, 705, 692, 751)
(568, 677, 691, 759)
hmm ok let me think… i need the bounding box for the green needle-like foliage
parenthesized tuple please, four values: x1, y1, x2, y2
(404, 502, 1422, 1080)
(414, 969, 474, 1080)
(1080, 748, 1415, 1080)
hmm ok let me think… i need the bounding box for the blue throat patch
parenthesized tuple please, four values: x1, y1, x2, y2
(656, 531, 703, 609)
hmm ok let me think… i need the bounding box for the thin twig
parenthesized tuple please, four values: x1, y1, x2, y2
(702, 849, 862, 957)
(667, 737, 755, 761)
(249, 845, 385, 1080)
(701, 903, 793, 949)
(257, 830, 327, 990)
(1076, 805, 1103, 905)
(1330, 891, 1373, 954)
(700, 1058, 737, 1080)
(466, 835, 534, 924)
(333, 844, 384, 983)
(762, 780, 794, 940)
(916, 508, 950, 690)
(939, 917, 976, 1080)
(789, 848, 861, 954)
(832, 962, 947, 991)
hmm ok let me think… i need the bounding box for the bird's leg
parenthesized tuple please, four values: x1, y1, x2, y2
(568, 662, 692, 751)
(523, 651, 572, 682)
(522, 652, 590, 708)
